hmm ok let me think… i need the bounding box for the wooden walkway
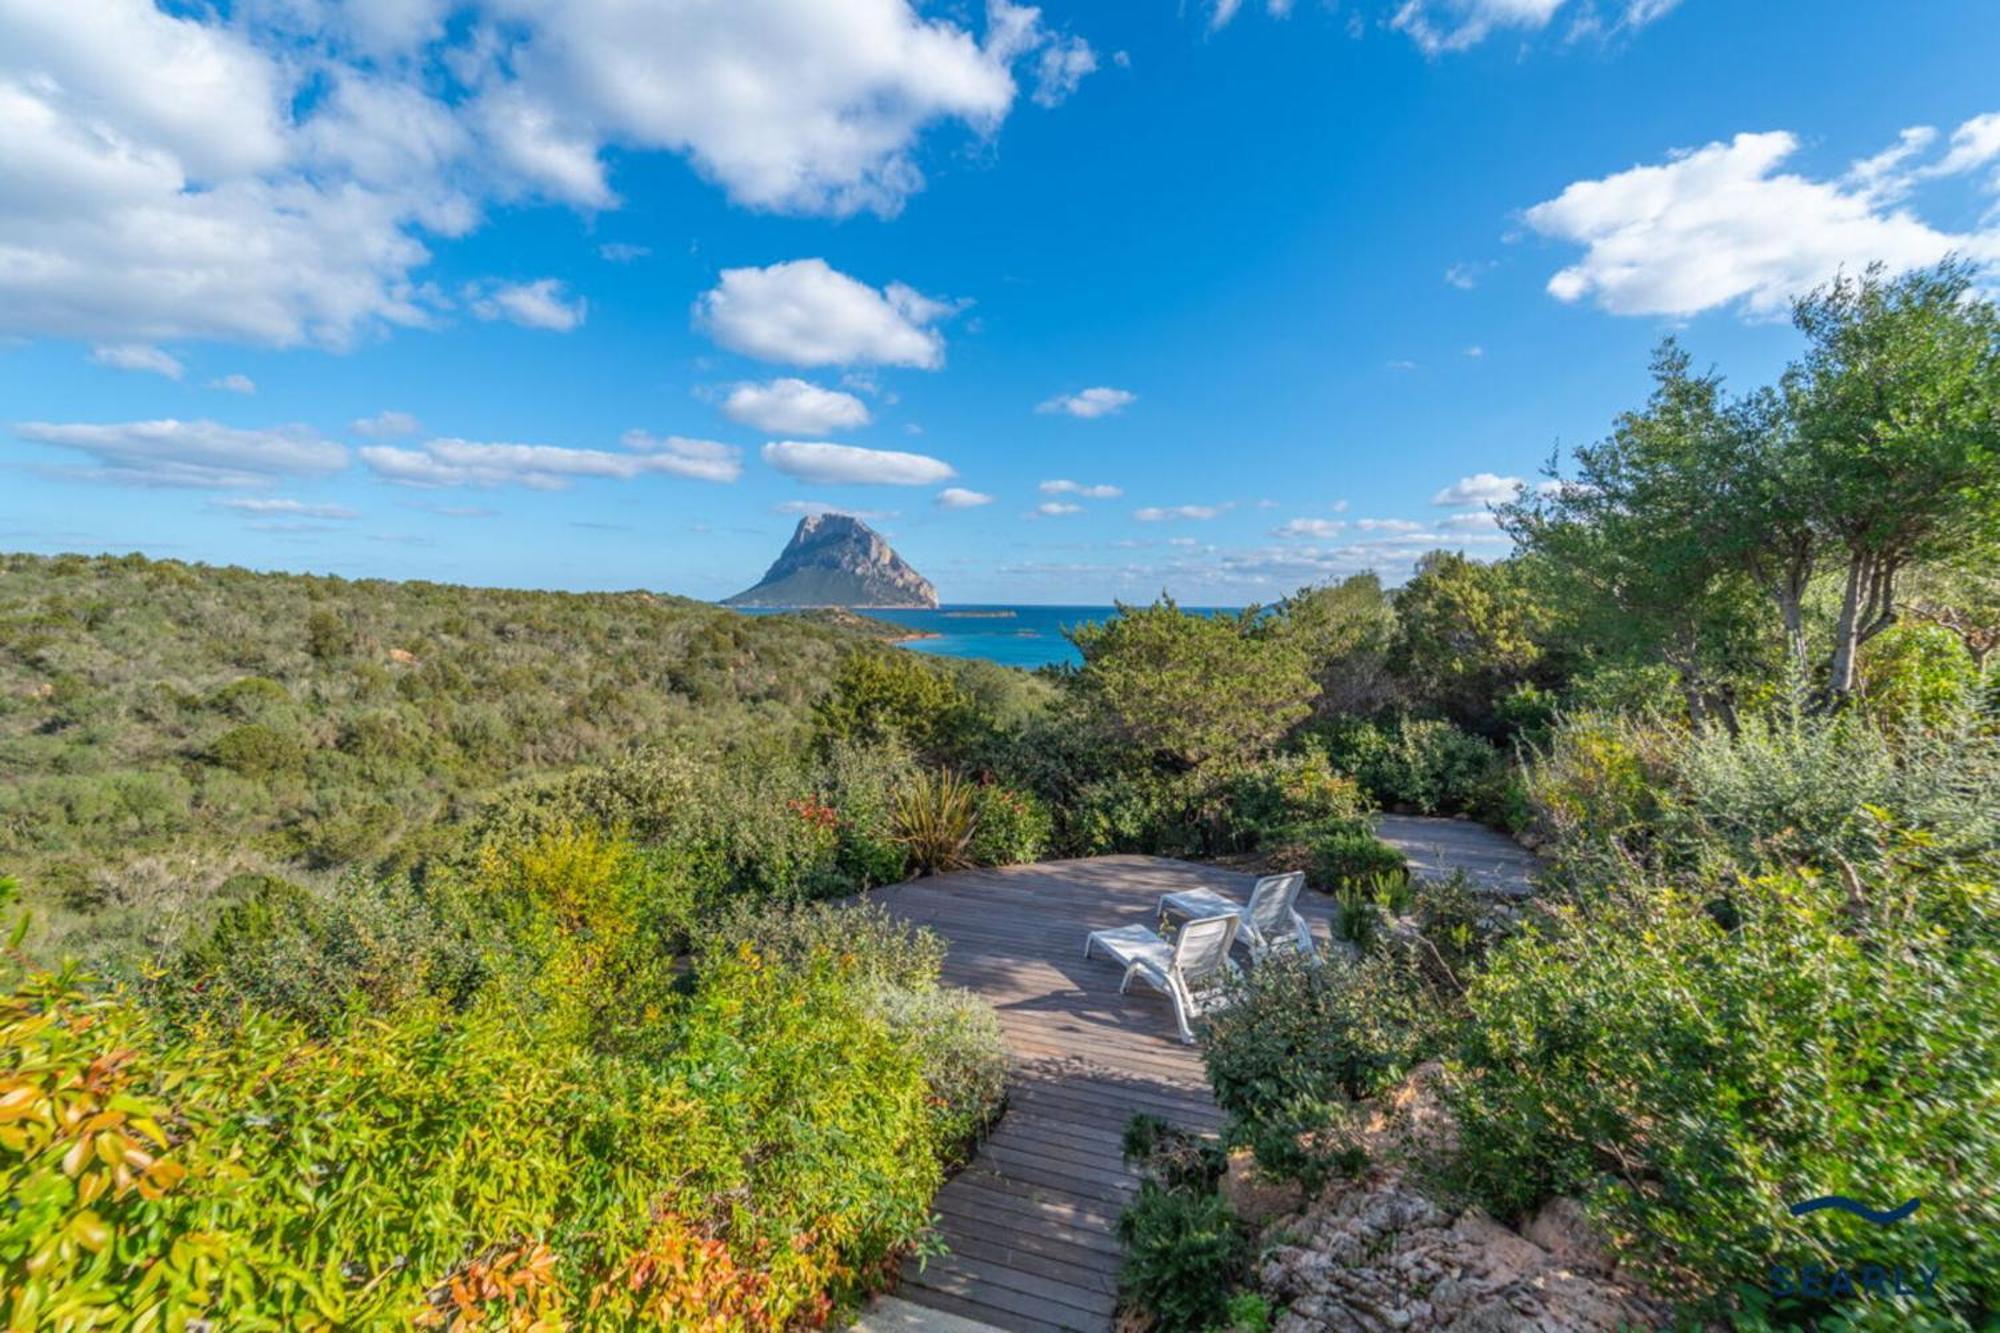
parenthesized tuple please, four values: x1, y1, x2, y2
(868, 856, 1341, 1332)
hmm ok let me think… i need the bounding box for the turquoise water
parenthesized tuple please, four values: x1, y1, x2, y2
(737, 604, 1243, 669)
(857, 605, 1108, 669)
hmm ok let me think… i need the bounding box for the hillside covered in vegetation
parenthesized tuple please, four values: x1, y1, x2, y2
(3, 263, 1997, 1329)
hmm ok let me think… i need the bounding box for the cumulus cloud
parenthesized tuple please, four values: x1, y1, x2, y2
(1355, 517, 1428, 533)
(1439, 510, 1503, 531)
(1040, 479, 1123, 498)
(1037, 386, 1136, 418)
(214, 497, 358, 519)
(598, 242, 650, 262)
(469, 278, 587, 331)
(353, 410, 421, 438)
(13, 418, 347, 488)
(1431, 473, 1524, 506)
(1272, 517, 1347, 538)
(935, 487, 994, 509)
(361, 434, 741, 488)
(722, 378, 871, 434)
(477, 0, 1090, 216)
(1135, 503, 1231, 522)
(90, 344, 184, 379)
(760, 440, 955, 486)
(1035, 501, 1083, 516)
(696, 260, 954, 368)
(0, 0, 1083, 350)
(1525, 118, 2000, 320)
(210, 373, 258, 394)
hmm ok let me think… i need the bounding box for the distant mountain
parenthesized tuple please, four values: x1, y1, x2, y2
(724, 513, 939, 608)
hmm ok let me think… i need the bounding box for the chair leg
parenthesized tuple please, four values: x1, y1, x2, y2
(1119, 963, 1139, 994)
(1083, 935, 1094, 960)
(1170, 990, 1196, 1044)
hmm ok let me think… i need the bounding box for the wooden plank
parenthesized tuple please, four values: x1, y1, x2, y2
(871, 855, 1333, 1332)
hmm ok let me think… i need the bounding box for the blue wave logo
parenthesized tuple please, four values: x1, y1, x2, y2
(1789, 1195, 1922, 1225)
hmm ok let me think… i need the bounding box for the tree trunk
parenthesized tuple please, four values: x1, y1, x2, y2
(1826, 550, 1901, 705)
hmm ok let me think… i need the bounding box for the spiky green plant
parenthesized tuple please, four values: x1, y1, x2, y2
(892, 769, 977, 875)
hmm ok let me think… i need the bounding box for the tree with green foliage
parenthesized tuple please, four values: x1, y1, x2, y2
(813, 649, 977, 760)
(1067, 599, 1317, 772)
(1502, 343, 1777, 725)
(1508, 259, 2000, 712)
(1782, 259, 2000, 699)
(1273, 573, 1400, 716)
(1389, 552, 1548, 725)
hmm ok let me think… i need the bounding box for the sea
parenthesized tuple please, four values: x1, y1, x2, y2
(736, 604, 1244, 669)
(874, 605, 1254, 670)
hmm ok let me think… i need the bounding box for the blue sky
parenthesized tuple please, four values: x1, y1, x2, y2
(3, 0, 1998, 603)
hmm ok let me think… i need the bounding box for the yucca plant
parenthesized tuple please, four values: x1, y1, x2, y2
(892, 768, 978, 875)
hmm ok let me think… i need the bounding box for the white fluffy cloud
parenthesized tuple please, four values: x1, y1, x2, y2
(210, 374, 258, 395)
(353, 410, 421, 438)
(1431, 473, 1523, 506)
(215, 497, 359, 519)
(90, 344, 184, 379)
(696, 260, 954, 369)
(469, 278, 587, 331)
(1040, 479, 1123, 498)
(361, 434, 741, 488)
(1135, 503, 1231, 522)
(14, 418, 347, 488)
(722, 378, 871, 434)
(760, 440, 955, 486)
(479, 0, 1089, 216)
(1525, 119, 2000, 320)
(0, 0, 1084, 351)
(935, 487, 994, 509)
(1035, 501, 1083, 516)
(1037, 386, 1136, 418)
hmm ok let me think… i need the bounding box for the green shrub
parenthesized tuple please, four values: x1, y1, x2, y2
(2, 924, 951, 1328)
(868, 983, 1009, 1153)
(1530, 705, 2000, 887)
(1116, 1182, 1246, 1333)
(1204, 952, 1438, 1133)
(208, 723, 305, 779)
(1446, 852, 2000, 1325)
(967, 781, 1052, 866)
(1313, 827, 1408, 892)
(1859, 622, 1980, 730)
(1063, 769, 1207, 858)
(702, 901, 1005, 1152)
(1221, 748, 1372, 850)
(892, 768, 977, 875)
(823, 741, 913, 887)
(814, 650, 979, 760)
(1322, 714, 1502, 816)
(156, 872, 492, 1035)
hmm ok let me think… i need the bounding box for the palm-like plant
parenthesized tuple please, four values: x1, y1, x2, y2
(892, 768, 977, 875)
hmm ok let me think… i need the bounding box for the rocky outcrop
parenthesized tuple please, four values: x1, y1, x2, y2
(723, 513, 938, 609)
(1250, 1066, 1665, 1332)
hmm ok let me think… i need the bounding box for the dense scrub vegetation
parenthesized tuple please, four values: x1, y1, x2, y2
(5, 259, 1997, 1328)
(1124, 262, 2000, 1331)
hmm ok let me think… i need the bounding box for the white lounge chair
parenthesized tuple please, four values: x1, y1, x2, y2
(1157, 871, 1316, 963)
(1083, 913, 1241, 1044)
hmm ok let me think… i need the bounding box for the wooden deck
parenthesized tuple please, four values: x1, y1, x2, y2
(868, 856, 1342, 1332)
